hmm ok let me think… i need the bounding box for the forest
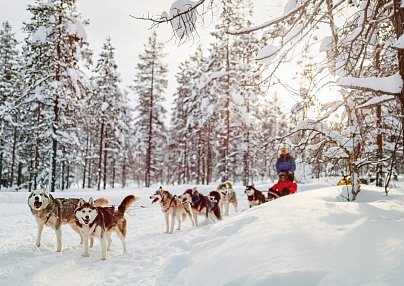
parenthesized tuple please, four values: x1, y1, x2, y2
(1, 0, 404, 201)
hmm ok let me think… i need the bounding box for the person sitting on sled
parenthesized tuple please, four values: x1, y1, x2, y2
(268, 172, 297, 200)
(276, 146, 296, 181)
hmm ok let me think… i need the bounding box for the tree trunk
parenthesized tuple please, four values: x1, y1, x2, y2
(103, 143, 107, 190)
(121, 158, 126, 188)
(61, 159, 65, 191)
(206, 123, 213, 185)
(393, 0, 404, 154)
(223, 34, 231, 183)
(0, 150, 3, 190)
(97, 121, 105, 191)
(51, 13, 63, 193)
(145, 57, 155, 188)
(82, 133, 89, 189)
(66, 164, 70, 190)
(112, 158, 115, 189)
(17, 162, 22, 189)
(9, 127, 17, 187)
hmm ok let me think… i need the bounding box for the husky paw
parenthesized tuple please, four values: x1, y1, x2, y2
(82, 253, 90, 257)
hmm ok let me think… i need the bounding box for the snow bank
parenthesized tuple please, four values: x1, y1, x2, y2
(2, 182, 404, 285)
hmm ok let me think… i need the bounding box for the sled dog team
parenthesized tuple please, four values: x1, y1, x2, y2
(27, 181, 289, 260)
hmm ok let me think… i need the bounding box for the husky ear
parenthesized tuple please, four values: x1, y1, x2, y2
(44, 189, 49, 197)
(89, 197, 94, 207)
(78, 198, 85, 208)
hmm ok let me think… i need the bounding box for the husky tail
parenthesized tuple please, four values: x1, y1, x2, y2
(118, 195, 139, 214)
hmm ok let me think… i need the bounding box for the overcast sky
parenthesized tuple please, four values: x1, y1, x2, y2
(0, 0, 285, 113)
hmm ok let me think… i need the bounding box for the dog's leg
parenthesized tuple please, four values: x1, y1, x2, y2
(164, 213, 169, 233)
(35, 222, 44, 247)
(169, 212, 175, 234)
(225, 203, 229, 216)
(176, 212, 182, 231)
(82, 234, 90, 257)
(100, 235, 107, 260)
(90, 237, 94, 248)
(194, 212, 199, 227)
(70, 224, 82, 244)
(107, 234, 112, 251)
(55, 227, 62, 252)
(116, 230, 126, 253)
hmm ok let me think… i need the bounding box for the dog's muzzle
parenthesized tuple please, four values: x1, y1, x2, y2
(33, 201, 42, 209)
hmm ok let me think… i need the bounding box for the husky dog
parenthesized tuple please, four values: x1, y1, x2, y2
(216, 181, 237, 216)
(150, 186, 194, 234)
(244, 185, 266, 208)
(27, 189, 109, 252)
(74, 195, 138, 260)
(180, 187, 221, 226)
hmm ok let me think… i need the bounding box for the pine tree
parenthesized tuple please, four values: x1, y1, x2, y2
(0, 21, 24, 189)
(132, 31, 168, 187)
(21, 0, 91, 191)
(90, 38, 123, 190)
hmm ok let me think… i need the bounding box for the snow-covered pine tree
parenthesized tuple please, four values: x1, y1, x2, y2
(207, 0, 260, 183)
(132, 31, 168, 187)
(91, 38, 125, 190)
(0, 22, 24, 190)
(170, 58, 194, 184)
(21, 0, 91, 191)
(170, 45, 214, 185)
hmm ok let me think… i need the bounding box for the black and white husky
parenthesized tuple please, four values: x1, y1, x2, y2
(244, 185, 266, 208)
(27, 189, 109, 252)
(150, 186, 194, 234)
(74, 195, 138, 260)
(216, 181, 237, 216)
(180, 187, 222, 226)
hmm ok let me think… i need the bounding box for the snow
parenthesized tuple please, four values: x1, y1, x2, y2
(3, 180, 404, 285)
(356, 95, 395, 109)
(30, 26, 48, 43)
(319, 36, 333, 52)
(162, 0, 197, 40)
(284, 0, 298, 14)
(285, 23, 303, 43)
(339, 73, 403, 94)
(256, 44, 280, 64)
(67, 17, 87, 41)
(393, 33, 404, 49)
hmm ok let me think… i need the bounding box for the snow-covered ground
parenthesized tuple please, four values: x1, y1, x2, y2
(2, 179, 404, 286)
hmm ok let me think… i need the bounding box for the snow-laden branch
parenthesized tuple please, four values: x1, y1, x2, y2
(227, 1, 310, 35)
(130, 0, 211, 40)
(356, 95, 395, 109)
(338, 73, 403, 95)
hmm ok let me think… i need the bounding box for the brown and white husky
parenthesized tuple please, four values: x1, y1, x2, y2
(150, 186, 194, 234)
(216, 181, 237, 216)
(74, 195, 138, 260)
(28, 189, 109, 252)
(180, 187, 222, 226)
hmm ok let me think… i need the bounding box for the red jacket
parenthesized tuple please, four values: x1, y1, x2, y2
(270, 180, 297, 194)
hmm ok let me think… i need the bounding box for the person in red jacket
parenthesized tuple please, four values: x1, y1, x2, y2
(267, 172, 297, 200)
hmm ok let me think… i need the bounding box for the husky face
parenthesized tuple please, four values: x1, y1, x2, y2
(245, 185, 256, 196)
(180, 188, 196, 203)
(150, 187, 170, 204)
(75, 198, 98, 225)
(28, 189, 51, 210)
